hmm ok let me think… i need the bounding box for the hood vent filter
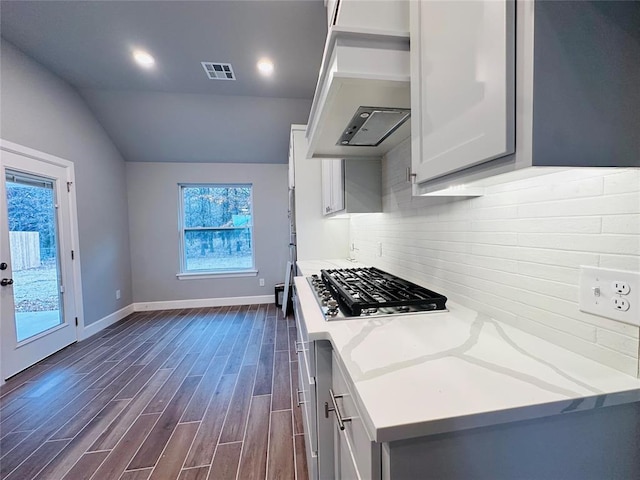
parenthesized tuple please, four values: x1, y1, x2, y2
(201, 62, 236, 80)
(338, 107, 411, 147)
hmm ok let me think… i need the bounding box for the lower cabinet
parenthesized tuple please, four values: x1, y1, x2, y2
(328, 351, 381, 480)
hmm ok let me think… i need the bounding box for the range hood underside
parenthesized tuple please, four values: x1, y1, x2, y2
(307, 77, 411, 158)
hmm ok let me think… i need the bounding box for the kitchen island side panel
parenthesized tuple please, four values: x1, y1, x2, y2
(387, 400, 640, 480)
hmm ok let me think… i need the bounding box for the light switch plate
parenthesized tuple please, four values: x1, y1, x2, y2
(579, 266, 640, 326)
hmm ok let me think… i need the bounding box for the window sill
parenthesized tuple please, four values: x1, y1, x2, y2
(176, 270, 258, 280)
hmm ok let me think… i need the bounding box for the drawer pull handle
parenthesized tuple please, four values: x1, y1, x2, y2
(295, 340, 304, 354)
(296, 389, 305, 407)
(325, 388, 353, 431)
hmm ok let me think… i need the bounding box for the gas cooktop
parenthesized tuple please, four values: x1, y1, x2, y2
(308, 267, 448, 320)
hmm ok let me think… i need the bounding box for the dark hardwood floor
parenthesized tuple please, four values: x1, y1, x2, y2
(0, 304, 309, 480)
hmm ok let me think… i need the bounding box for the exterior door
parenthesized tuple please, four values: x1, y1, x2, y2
(0, 146, 80, 380)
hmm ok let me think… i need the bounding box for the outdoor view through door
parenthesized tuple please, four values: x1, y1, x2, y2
(6, 171, 64, 341)
(179, 184, 254, 274)
(1, 144, 80, 380)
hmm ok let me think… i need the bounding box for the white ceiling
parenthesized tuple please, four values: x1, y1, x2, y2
(0, 0, 327, 163)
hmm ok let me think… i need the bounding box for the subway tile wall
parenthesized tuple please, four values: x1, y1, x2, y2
(350, 139, 640, 377)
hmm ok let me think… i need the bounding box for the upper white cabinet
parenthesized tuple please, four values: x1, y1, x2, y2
(411, 0, 640, 195)
(328, 0, 409, 35)
(410, 0, 515, 185)
(322, 159, 345, 216)
(322, 158, 382, 216)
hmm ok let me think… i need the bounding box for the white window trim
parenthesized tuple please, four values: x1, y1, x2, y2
(176, 269, 258, 280)
(177, 183, 256, 275)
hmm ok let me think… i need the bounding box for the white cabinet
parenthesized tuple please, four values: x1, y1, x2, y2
(329, 351, 380, 480)
(322, 158, 382, 216)
(411, 0, 640, 195)
(321, 159, 344, 216)
(327, 0, 409, 35)
(410, 0, 515, 185)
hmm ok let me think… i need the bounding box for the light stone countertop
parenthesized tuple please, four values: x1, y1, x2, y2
(293, 263, 640, 443)
(296, 258, 361, 277)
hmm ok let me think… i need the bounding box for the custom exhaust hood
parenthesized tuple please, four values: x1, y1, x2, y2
(306, 28, 411, 159)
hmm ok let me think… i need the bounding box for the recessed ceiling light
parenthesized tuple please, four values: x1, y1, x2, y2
(133, 49, 155, 69)
(257, 58, 274, 76)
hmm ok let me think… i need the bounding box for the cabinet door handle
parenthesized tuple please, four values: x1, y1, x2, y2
(294, 340, 304, 354)
(324, 388, 353, 431)
(296, 389, 305, 407)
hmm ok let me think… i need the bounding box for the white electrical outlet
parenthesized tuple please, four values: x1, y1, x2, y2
(377, 242, 383, 257)
(612, 297, 630, 312)
(612, 281, 631, 295)
(115, 289, 121, 300)
(579, 267, 639, 326)
(259, 278, 265, 287)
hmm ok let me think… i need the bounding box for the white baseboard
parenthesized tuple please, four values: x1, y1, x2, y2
(78, 304, 135, 340)
(133, 295, 274, 312)
(75, 295, 274, 341)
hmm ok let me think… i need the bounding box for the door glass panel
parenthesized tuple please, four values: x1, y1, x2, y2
(6, 171, 64, 342)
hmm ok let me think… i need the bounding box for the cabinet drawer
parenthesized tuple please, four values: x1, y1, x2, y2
(294, 289, 315, 374)
(330, 352, 380, 480)
(298, 344, 318, 455)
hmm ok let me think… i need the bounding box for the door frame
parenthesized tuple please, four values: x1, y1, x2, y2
(0, 139, 85, 384)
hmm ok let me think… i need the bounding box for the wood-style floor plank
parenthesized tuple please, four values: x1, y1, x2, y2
(236, 394, 271, 480)
(183, 373, 236, 468)
(267, 410, 295, 480)
(60, 451, 110, 480)
(219, 364, 257, 443)
(294, 434, 309, 480)
(128, 375, 202, 470)
(178, 465, 210, 480)
(0, 305, 309, 480)
(91, 413, 161, 479)
(207, 442, 242, 480)
(33, 399, 130, 480)
(272, 350, 292, 411)
(120, 468, 153, 480)
(4, 438, 69, 480)
(147, 422, 199, 480)
(89, 369, 173, 452)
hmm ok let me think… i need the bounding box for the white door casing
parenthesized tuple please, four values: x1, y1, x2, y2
(0, 140, 84, 381)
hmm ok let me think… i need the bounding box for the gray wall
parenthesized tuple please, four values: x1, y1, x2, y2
(0, 39, 133, 326)
(126, 162, 289, 303)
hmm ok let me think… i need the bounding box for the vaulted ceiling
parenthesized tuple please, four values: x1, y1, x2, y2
(1, 0, 327, 163)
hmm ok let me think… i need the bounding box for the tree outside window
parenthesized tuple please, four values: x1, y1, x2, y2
(179, 184, 254, 273)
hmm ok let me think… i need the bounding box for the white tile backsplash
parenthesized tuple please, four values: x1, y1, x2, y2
(350, 140, 640, 377)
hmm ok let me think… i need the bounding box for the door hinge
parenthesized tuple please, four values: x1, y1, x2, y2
(71, 250, 75, 260)
(75, 317, 78, 326)
(67, 181, 73, 192)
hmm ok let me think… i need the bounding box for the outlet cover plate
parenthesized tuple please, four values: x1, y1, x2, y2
(579, 266, 640, 326)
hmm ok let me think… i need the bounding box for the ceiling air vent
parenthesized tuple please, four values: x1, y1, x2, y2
(201, 62, 236, 80)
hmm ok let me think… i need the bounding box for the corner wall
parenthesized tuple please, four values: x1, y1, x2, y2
(0, 39, 132, 326)
(350, 139, 640, 376)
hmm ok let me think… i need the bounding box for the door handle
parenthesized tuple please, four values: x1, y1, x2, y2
(1, 278, 14, 286)
(0, 262, 7, 270)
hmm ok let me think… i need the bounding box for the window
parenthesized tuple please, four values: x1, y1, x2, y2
(179, 184, 255, 276)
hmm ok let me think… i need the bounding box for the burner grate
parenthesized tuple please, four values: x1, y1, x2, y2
(320, 267, 447, 316)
